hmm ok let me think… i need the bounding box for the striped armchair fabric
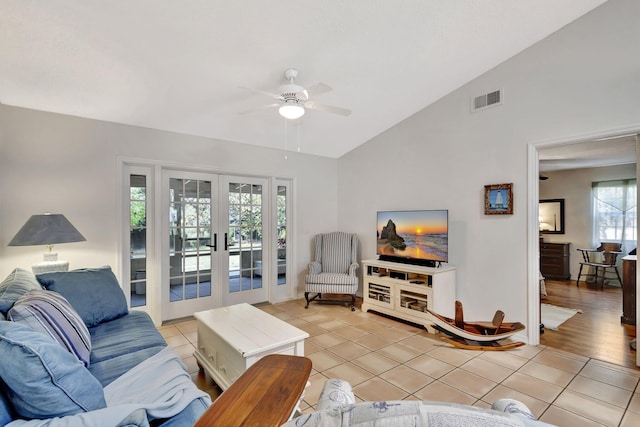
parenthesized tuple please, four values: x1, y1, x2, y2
(305, 232, 359, 311)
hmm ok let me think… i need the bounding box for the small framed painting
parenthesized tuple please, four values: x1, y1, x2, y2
(484, 183, 513, 215)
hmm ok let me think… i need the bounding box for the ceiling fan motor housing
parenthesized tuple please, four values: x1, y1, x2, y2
(279, 83, 307, 102)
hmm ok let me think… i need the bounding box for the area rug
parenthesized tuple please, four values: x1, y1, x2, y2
(541, 303, 582, 331)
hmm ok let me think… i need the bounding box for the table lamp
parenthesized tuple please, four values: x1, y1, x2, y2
(8, 213, 86, 274)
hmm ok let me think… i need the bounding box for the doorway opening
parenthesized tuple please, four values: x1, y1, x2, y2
(530, 130, 639, 367)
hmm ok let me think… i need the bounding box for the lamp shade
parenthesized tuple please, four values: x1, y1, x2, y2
(279, 102, 305, 120)
(8, 214, 86, 246)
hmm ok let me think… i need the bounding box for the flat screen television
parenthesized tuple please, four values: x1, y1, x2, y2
(376, 210, 448, 267)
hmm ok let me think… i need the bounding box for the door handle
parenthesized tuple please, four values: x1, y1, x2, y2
(207, 233, 217, 251)
(224, 233, 228, 251)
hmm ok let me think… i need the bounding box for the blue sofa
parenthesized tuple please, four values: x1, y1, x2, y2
(0, 267, 210, 426)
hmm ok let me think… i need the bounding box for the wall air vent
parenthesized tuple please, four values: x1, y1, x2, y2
(471, 89, 502, 112)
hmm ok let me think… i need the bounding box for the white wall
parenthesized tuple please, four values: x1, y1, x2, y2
(338, 0, 640, 333)
(540, 164, 636, 280)
(0, 105, 339, 297)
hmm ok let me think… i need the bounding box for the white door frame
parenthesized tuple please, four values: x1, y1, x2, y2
(528, 125, 640, 368)
(119, 160, 297, 323)
(270, 178, 295, 303)
(120, 164, 156, 318)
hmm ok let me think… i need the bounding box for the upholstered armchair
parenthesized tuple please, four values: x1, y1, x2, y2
(304, 232, 359, 311)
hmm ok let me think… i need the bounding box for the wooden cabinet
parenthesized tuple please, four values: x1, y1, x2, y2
(622, 255, 636, 325)
(361, 259, 456, 333)
(540, 242, 571, 279)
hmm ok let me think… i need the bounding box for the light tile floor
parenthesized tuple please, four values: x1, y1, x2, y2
(158, 299, 640, 427)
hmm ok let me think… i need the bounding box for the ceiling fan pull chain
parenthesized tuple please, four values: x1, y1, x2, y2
(297, 119, 301, 153)
(284, 117, 289, 159)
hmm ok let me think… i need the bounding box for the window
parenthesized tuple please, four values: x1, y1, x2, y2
(276, 184, 287, 285)
(592, 179, 637, 252)
(130, 174, 147, 307)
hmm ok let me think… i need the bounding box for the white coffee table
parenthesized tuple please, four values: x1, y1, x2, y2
(193, 303, 309, 390)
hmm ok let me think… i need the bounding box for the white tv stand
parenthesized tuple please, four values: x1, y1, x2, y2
(361, 259, 456, 333)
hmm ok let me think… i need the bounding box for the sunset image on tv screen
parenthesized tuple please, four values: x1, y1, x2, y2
(377, 210, 448, 262)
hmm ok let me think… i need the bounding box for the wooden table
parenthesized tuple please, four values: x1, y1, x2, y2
(194, 354, 312, 427)
(194, 303, 309, 390)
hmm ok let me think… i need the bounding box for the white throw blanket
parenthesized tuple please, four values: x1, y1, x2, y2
(8, 347, 211, 427)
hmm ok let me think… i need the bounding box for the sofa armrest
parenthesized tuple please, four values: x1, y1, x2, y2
(316, 379, 355, 412)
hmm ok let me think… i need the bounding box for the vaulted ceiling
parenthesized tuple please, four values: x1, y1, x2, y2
(0, 1, 607, 158)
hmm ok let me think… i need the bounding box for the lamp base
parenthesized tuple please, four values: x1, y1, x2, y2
(43, 252, 59, 262)
(32, 260, 69, 275)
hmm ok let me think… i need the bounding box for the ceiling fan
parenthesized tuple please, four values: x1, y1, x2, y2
(241, 68, 351, 119)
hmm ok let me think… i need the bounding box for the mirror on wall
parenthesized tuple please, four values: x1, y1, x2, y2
(539, 199, 565, 234)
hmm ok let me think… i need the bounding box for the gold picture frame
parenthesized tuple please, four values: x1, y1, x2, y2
(484, 183, 513, 215)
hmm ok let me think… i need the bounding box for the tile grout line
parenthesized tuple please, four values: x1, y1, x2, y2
(163, 302, 640, 425)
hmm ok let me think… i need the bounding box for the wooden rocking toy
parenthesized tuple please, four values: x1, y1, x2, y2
(427, 301, 526, 351)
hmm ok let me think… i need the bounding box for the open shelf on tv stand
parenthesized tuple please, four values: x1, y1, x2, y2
(361, 259, 456, 333)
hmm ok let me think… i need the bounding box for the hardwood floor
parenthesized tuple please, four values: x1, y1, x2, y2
(540, 279, 637, 369)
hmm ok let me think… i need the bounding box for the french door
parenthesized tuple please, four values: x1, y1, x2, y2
(221, 176, 269, 306)
(161, 171, 269, 320)
(162, 171, 219, 319)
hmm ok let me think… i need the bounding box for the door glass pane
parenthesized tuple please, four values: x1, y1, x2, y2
(130, 174, 147, 307)
(199, 180, 211, 199)
(277, 185, 287, 285)
(169, 178, 213, 302)
(198, 228, 211, 249)
(228, 182, 263, 294)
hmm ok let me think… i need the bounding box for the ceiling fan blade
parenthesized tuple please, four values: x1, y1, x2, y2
(299, 89, 309, 101)
(239, 86, 282, 100)
(304, 101, 351, 117)
(237, 103, 280, 115)
(305, 82, 332, 97)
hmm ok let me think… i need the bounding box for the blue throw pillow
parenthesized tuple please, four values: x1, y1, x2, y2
(37, 266, 128, 327)
(0, 322, 106, 419)
(0, 268, 42, 314)
(9, 290, 92, 367)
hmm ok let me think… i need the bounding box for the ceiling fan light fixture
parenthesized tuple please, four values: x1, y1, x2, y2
(279, 102, 305, 120)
